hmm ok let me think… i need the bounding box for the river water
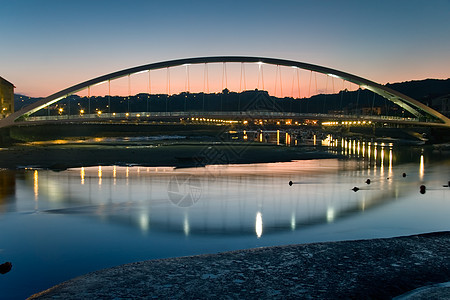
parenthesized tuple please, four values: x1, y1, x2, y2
(0, 141, 449, 299)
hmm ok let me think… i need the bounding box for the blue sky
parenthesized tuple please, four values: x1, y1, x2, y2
(1, 0, 449, 96)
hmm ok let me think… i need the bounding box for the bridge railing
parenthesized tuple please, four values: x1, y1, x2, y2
(23, 111, 422, 124)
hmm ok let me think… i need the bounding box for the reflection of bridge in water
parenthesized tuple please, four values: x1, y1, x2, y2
(12, 149, 422, 238)
(1, 56, 449, 131)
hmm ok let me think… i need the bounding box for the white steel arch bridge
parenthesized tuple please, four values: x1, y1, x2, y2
(1, 56, 449, 129)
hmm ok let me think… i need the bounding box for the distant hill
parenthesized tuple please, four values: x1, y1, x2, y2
(14, 94, 42, 110)
(386, 78, 450, 105)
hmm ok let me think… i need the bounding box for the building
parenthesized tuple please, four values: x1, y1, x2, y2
(0, 76, 15, 118)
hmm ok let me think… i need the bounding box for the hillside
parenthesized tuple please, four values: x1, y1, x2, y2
(14, 78, 450, 116)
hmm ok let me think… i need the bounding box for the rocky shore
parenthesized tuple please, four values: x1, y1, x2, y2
(30, 232, 450, 299)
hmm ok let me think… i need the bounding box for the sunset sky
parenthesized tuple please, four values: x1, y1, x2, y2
(1, 0, 449, 97)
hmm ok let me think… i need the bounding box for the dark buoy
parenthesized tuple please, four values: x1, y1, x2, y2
(420, 185, 426, 194)
(0, 262, 12, 274)
(352, 187, 360, 192)
(402, 173, 407, 178)
(289, 181, 293, 186)
(444, 181, 450, 188)
(365, 179, 371, 184)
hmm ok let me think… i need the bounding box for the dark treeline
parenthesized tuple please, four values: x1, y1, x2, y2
(15, 78, 450, 118)
(30, 88, 410, 117)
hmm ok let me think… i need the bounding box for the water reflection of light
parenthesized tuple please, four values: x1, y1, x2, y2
(256, 211, 263, 238)
(113, 165, 117, 185)
(388, 148, 393, 178)
(362, 142, 365, 158)
(420, 154, 424, 180)
(360, 196, 366, 211)
(277, 130, 280, 145)
(259, 132, 263, 142)
(98, 166, 102, 186)
(313, 134, 316, 146)
(34, 170, 39, 202)
(326, 207, 335, 222)
(357, 141, 360, 156)
(80, 167, 85, 185)
(290, 212, 296, 230)
(139, 213, 149, 232)
(184, 212, 190, 236)
(380, 148, 385, 176)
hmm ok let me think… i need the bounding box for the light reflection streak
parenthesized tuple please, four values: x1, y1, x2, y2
(140, 213, 149, 232)
(256, 211, 263, 238)
(98, 166, 102, 186)
(34, 170, 39, 202)
(113, 165, 117, 185)
(290, 212, 296, 230)
(420, 154, 424, 180)
(80, 167, 85, 185)
(184, 212, 190, 236)
(326, 207, 335, 222)
(277, 130, 280, 145)
(389, 148, 393, 176)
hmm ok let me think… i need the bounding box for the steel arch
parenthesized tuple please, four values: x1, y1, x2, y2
(2, 56, 449, 128)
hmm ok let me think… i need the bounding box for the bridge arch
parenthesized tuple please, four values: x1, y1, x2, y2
(2, 56, 449, 128)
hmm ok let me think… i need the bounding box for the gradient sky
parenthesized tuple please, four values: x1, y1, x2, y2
(1, 0, 449, 97)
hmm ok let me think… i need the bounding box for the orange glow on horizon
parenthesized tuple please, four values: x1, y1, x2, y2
(74, 63, 360, 99)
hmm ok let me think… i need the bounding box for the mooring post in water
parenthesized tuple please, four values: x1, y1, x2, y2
(420, 185, 426, 194)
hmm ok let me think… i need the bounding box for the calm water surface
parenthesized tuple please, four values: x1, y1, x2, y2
(0, 143, 449, 299)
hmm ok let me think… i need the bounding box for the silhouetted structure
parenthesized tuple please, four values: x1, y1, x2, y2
(0, 76, 14, 118)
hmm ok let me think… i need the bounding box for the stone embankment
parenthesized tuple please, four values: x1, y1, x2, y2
(30, 232, 450, 299)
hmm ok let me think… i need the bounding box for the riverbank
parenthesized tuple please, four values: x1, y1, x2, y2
(0, 142, 337, 169)
(29, 231, 450, 299)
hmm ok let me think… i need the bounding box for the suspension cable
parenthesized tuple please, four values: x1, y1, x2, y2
(279, 65, 283, 98)
(274, 65, 278, 96)
(88, 86, 91, 117)
(128, 74, 131, 113)
(147, 70, 151, 113)
(108, 80, 111, 115)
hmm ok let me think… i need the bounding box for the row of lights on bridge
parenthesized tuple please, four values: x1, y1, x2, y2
(190, 117, 239, 124)
(322, 121, 372, 126)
